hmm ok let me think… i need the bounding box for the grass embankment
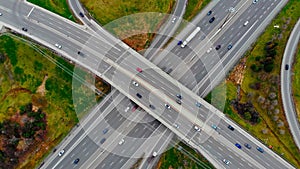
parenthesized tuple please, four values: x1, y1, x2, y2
(0, 34, 109, 168)
(207, 0, 300, 168)
(292, 43, 300, 121)
(27, 0, 75, 21)
(183, 0, 211, 21)
(80, 0, 175, 51)
(157, 142, 214, 169)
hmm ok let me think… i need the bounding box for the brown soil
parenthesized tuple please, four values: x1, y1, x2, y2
(36, 74, 48, 97)
(227, 57, 247, 85)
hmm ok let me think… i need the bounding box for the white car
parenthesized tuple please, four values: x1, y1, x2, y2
(0, 12, 2, 16)
(223, 159, 231, 165)
(55, 43, 62, 49)
(206, 47, 212, 53)
(194, 125, 201, 132)
(173, 123, 179, 129)
(124, 106, 130, 112)
(132, 81, 139, 87)
(165, 104, 171, 109)
(171, 17, 176, 23)
(119, 138, 125, 145)
(253, 0, 258, 4)
(58, 149, 65, 157)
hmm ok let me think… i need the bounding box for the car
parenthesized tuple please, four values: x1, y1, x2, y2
(58, 149, 65, 157)
(119, 138, 125, 145)
(22, 27, 28, 32)
(73, 158, 80, 164)
(136, 93, 142, 98)
(125, 106, 130, 112)
(171, 17, 176, 23)
(166, 68, 173, 74)
(243, 21, 249, 26)
(100, 138, 106, 144)
(176, 94, 182, 99)
(102, 128, 108, 134)
(285, 64, 289, 70)
(227, 44, 233, 50)
(253, 0, 258, 4)
(209, 17, 215, 23)
(165, 104, 171, 109)
(211, 124, 217, 130)
(177, 41, 183, 45)
(173, 123, 179, 128)
(194, 125, 201, 132)
(136, 67, 143, 73)
(206, 47, 212, 53)
(55, 43, 62, 49)
(79, 12, 84, 17)
(0, 12, 2, 16)
(215, 45, 221, 50)
(176, 99, 182, 105)
(132, 81, 139, 87)
(256, 146, 264, 153)
(223, 159, 231, 165)
(149, 104, 155, 109)
(235, 143, 242, 149)
(195, 102, 201, 107)
(207, 10, 212, 16)
(244, 143, 252, 149)
(228, 125, 234, 131)
(132, 104, 138, 112)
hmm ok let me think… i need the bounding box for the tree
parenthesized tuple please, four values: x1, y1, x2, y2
(244, 112, 251, 121)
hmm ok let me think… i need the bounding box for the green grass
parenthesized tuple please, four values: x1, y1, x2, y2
(183, 0, 211, 21)
(292, 43, 300, 121)
(0, 34, 99, 168)
(27, 0, 75, 21)
(207, 0, 300, 167)
(80, 0, 174, 25)
(158, 142, 214, 169)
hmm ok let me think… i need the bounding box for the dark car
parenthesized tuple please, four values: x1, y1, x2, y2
(103, 128, 108, 134)
(79, 12, 84, 17)
(227, 44, 233, 50)
(136, 93, 142, 98)
(177, 40, 183, 45)
(215, 45, 221, 50)
(22, 27, 28, 32)
(285, 64, 289, 70)
(244, 143, 252, 149)
(149, 104, 155, 109)
(256, 146, 264, 153)
(228, 125, 234, 131)
(73, 158, 80, 164)
(100, 138, 106, 144)
(176, 94, 182, 99)
(209, 17, 215, 23)
(235, 143, 242, 149)
(176, 99, 182, 105)
(207, 10, 212, 16)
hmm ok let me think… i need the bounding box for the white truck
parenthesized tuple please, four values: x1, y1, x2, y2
(181, 27, 201, 48)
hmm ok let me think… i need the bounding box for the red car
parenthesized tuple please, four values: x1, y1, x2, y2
(136, 67, 143, 73)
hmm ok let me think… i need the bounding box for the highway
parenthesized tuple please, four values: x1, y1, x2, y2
(281, 18, 300, 150)
(151, 0, 288, 97)
(0, 0, 295, 169)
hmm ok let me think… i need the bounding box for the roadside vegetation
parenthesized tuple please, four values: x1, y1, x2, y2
(80, 0, 175, 51)
(27, 0, 75, 21)
(0, 34, 109, 169)
(292, 43, 300, 121)
(156, 142, 214, 169)
(183, 0, 211, 21)
(206, 0, 300, 168)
